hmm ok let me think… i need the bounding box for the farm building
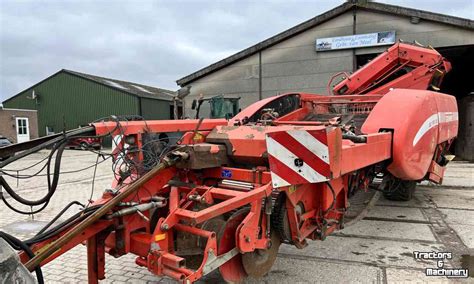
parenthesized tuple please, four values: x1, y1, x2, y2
(176, 0, 474, 160)
(0, 106, 38, 144)
(2, 69, 177, 138)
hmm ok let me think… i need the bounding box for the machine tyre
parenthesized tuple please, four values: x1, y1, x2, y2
(383, 178, 416, 201)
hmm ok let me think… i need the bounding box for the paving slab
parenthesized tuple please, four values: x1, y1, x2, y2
(279, 235, 445, 269)
(437, 161, 474, 188)
(440, 209, 474, 226)
(366, 206, 427, 221)
(376, 193, 432, 208)
(421, 189, 474, 210)
(245, 257, 384, 284)
(438, 208, 474, 249)
(338, 220, 437, 242)
(449, 224, 474, 248)
(419, 161, 474, 188)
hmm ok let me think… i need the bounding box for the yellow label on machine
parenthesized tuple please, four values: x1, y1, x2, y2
(155, 234, 166, 241)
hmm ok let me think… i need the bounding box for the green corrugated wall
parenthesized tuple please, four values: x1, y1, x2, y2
(3, 72, 170, 136)
(140, 97, 171, 120)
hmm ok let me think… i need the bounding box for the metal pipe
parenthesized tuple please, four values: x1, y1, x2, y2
(174, 223, 215, 239)
(24, 156, 179, 271)
(107, 201, 166, 219)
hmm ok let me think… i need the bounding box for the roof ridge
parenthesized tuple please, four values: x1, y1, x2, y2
(176, 0, 473, 86)
(62, 69, 176, 94)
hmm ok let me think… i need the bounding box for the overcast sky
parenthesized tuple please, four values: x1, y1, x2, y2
(1, 0, 473, 101)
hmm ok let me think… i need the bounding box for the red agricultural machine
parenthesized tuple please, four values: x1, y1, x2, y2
(0, 42, 458, 283)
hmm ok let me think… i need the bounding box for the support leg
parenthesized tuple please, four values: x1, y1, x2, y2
(87, 233, 106, 283)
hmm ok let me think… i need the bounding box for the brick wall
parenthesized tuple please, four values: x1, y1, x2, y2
(0, 108, 38, 143)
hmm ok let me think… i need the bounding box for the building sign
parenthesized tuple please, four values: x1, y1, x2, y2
(316, 31, 396, 51)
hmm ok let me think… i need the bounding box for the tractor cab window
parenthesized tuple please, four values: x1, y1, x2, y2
(247, 94, 300, 123)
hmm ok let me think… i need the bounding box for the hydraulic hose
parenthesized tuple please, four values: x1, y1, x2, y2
(0, 231, 44, 284)
(0, 126, 95, 168)
(24, 153, 183, 271)
(0, 141, 66, 207)
(25, 205, 101, 246)
(35, 201, 85, 236)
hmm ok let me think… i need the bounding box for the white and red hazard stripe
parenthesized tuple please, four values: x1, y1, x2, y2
(266, 129, 330, 188)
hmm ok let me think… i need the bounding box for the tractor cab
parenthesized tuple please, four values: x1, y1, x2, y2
(192, 95, 240, 119)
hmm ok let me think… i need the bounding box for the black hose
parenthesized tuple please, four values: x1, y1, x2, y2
(35, 201, 85, 236)
(0, 197, 50, 215)
(0, 126, 95, 168)
(0, 141, 66, 207)
(25, 205, 101, 245)
(0, 231, 44, 284)
(323, 181, 336, 215)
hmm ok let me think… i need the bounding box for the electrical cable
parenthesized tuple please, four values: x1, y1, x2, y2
(1, 154, 50, 172)
(0, 155, 111, 179)
(0, 148, 55, 178)
(84, 154, 100, 210)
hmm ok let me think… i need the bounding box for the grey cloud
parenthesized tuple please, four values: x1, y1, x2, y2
(1, 0, 472, 101)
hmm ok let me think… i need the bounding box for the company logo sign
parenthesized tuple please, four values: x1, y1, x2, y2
(316, 31, 396, 51)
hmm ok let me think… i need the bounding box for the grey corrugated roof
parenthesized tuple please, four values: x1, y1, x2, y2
(177, 0, 473, 86)
(3, 69, 176, 104)
(63, 69, 176, 101)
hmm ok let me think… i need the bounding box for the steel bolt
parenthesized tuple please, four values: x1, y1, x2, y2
(161, 223, 169, 231)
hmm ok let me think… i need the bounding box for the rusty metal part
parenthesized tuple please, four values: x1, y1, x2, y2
(179, 217, 226, 270)
(176, 143, 228, 169)
(198, 217, 225, 250)
(24, 155, 181, 271)
(241, 230, 281, 278)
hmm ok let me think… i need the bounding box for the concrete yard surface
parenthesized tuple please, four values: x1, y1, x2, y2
(0, 151, 473, 283)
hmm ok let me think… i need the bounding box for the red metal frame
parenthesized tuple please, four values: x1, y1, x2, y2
(16, 43, 458, 283)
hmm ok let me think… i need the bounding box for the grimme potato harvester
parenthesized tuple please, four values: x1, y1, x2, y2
(0, 42, 458, 283)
